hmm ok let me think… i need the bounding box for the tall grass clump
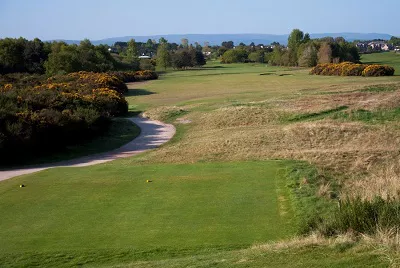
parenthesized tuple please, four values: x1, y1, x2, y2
(324, 197, 400, 236)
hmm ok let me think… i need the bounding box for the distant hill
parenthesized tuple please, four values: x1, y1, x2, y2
(51, 33, 394, 46)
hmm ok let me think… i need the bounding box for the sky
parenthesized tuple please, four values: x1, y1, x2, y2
(0, 0, 399, 40)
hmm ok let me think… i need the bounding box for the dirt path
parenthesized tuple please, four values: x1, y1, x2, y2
(0, 117, 175, 181)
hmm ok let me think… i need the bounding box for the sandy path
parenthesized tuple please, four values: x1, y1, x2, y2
(0, 117, 175, 181)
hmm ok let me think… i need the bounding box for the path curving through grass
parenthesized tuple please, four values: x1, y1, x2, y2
(0, 117, 176, 181)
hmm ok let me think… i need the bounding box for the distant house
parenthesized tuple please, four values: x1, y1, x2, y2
(356, 42, 368, 52)
(108, 47, 118, 53)
(368, 41, 392, 51)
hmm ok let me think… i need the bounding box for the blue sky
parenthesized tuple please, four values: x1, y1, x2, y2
(0, 0, 398, 40)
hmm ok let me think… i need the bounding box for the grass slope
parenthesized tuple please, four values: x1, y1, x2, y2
(0, 161, 295, 267)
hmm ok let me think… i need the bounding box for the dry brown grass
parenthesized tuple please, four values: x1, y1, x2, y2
(250, 232, 351, 251)
(362, 228, 400, 267)
(142, 106, 187, 121)
(196, 105, 284, 129)
(251, 229, 400, 267)
(343, 165, 400, 201)
(133, 115, 400, 175)
(276, 83, 400, 113)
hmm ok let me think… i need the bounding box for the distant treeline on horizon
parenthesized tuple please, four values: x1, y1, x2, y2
(42, 32, 397, 46)
(1, 30, 400, 75)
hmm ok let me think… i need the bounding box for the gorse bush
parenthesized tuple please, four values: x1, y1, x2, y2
(362, 64, 396, 77)
(0, 70, 157, 165)
(310, 62, 395, 77)
(111, 70, 158, 83)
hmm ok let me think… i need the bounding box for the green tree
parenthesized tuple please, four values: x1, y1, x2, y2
(156, 42, 171, 70)
(221, 41, 234, 49)
(268, 46, 283, 66)
(248, 51, 265, 63)
(172, 49, 192, 69)
(23, 38, 47, 73)
(191, 49, 206, 66)
(318, 42, 332, 64)
(390, 36, 400, 46)
(44, 42, 80, 75)
(303, 33, 311, 43)
(125, 39, 140, 69)
(93, 44, 116, 72)
(145, 39, 154, 49)
(77, 39, 97, 71)
(0, 38, 26, 73)
(159, 37, 168, 44)
(288, 29, 304, 50)
(287, 29, 305, 66)
(221, 48, 248, 63)
(298, 43, 318, 67)
(181, 38, 189, 48)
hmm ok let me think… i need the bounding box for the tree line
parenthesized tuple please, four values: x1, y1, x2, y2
(0, 38, 147, 75)
(217, 29, 360, 67)
(0, 30, 375, 75)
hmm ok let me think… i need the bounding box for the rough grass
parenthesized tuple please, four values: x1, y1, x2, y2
(107, 235, 389, 268)
(343, 165, 400, 201)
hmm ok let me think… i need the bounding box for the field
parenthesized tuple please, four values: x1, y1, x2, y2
(1, 53, 400, 267)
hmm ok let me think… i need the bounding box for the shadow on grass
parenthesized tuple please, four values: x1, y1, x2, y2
(202, 66, 226, 69)
(125, 89, 156, 97)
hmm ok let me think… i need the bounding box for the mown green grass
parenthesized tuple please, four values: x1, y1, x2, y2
(0, 161, 295, 267)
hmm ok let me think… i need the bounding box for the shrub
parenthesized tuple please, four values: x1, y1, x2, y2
(0, 71, 136, 165)
(310, 62, 395, 77)
(109, 70, 158, 83)
(362, 65, 395, 77)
